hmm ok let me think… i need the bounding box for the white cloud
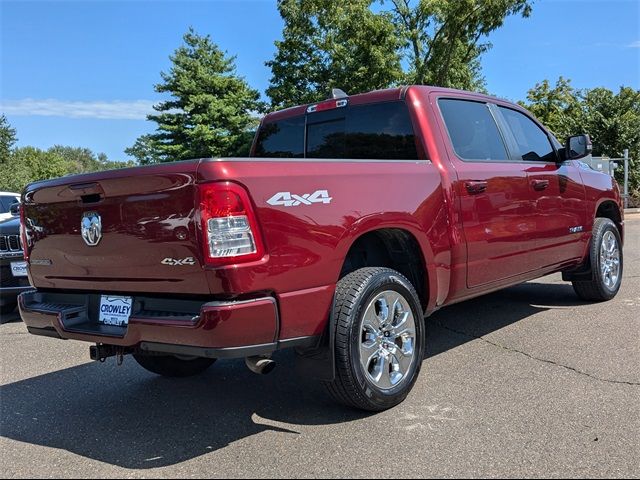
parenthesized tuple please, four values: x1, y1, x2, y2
(628, 40, 640, 48)
(0, 98, 156, 120)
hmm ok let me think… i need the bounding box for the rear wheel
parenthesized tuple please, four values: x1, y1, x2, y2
(324, 267, 425, 412)
(572, 217, 623, 301)
(133, 354, 216, 377)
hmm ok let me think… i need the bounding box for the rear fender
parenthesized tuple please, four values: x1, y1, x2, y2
(296, 214, 437, 381)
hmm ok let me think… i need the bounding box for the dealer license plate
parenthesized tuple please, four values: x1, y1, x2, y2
(98, 295, 133, 327)
(10, 261, 28, 277)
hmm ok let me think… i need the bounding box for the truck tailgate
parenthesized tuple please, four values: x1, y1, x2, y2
(23, 160, 209, 294)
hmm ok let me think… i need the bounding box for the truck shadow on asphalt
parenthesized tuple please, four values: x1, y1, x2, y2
(0, 281, 585, 469)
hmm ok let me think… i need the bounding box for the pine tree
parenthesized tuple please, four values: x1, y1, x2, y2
(127, 28, 264, 163)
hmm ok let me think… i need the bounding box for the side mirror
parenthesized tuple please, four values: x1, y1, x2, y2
(9, 202, 20, 216)
(565, 134, 592, 160)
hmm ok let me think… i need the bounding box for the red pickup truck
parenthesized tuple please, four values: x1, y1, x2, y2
(18, 86, 624, 411)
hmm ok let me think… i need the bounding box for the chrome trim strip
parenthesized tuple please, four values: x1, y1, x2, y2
(204, 158, 432, 164)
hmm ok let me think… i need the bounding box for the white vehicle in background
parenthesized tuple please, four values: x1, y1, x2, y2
(0, 192, 20, 223)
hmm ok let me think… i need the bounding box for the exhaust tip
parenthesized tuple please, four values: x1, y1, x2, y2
(245, 355, 276, 375)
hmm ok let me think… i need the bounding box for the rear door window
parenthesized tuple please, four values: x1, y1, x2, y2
(438, 99, 509, 161)
(498, 107, 556, 162)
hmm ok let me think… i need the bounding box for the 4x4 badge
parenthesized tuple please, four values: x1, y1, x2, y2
(267, 190, 332, 207)
(161, 257, 196, 266)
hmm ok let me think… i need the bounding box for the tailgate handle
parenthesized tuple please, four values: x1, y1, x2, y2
(68, 183, 104, 203)
(531, 179, 550, 191)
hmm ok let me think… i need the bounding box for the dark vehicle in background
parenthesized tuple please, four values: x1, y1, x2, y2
(1, 215, 30, 319)
(0, 192, 20, 222)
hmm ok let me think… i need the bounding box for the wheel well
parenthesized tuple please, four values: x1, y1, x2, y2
(340, 229, 427, 309)
(563, 200, 623, 282)
(596, 201, 622, 234)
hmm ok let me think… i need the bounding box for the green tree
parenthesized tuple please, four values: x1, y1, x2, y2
(45, 145, 136, 172)
(124, 135, 163, 165)
(266, 0, 403, 109)
(579, 86, 640, 193)
(1, 147, 71, 192)
(522, 79, 640, 194)
(520, 77, 582, 140)
(48, 145, 102, 173)
(266, 0, 532, 107)
(0, 114, 17, 165)
(393, 0, 532, 89)
(126, 28, 264, 163)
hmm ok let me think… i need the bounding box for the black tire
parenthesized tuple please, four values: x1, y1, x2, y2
(572, 217, 623, 301)
(324, 267, 425, 412)
(0, 302, 18, 322)
(133, 354, 216, 378)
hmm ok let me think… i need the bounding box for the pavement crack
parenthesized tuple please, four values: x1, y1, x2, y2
(433, 321, 640, 387)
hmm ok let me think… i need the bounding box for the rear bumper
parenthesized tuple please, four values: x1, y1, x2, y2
(19, 290, 318, 358)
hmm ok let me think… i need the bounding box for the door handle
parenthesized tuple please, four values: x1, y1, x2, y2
(531, 179, 550, 191)
(465, 181, 488, 194)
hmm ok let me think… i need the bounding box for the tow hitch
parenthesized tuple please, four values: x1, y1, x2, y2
(90, 344, 131, 365)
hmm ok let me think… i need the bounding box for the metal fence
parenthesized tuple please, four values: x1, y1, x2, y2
(582, 149, 631, 208)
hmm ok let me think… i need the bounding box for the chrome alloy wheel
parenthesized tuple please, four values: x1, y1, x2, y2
(600, 230, 621, 289)
(359, 290, 417, 390)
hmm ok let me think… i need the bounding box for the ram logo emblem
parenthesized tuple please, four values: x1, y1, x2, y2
(81, 211, 102, 247)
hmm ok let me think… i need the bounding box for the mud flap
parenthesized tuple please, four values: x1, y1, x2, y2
(294, 294, 336, 381)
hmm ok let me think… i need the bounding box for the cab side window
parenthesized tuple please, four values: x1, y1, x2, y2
(438, 99, 509, 161)
(498, 107, 556, 162)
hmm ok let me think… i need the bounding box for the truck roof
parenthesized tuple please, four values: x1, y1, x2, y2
(262, 85, 511, 123)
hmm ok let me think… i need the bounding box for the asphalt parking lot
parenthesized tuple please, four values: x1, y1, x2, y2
(1, 217, 638, 479)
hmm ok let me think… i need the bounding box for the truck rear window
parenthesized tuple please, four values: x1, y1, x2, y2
(253, 116, 305, 158)
(254, 101, 418, 160)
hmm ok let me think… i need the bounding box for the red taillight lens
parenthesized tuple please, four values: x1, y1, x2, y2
(201, 188, 245, 218)
(198, 182, 264, 266)
(19, 203, 29, 261)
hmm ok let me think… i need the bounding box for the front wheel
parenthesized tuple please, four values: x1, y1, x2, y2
(572, 217, 623, 301)
(133, 354, 216, 377)
(324, 267, 425, 412)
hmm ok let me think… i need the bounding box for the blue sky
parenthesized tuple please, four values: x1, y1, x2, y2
(1, 0, 639, 161)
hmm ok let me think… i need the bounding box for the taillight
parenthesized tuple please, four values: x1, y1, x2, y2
(19, 203, 30, 261)
(198, 182, 264, 265)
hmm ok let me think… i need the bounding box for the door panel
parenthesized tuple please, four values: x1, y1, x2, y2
(495, 105, 588, 269)
(456, 164, 537, 287)
(436, 97, 538, 288)
(526, 163, 587, 266)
